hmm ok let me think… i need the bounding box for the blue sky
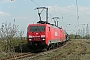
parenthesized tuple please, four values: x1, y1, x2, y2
(0, 0, 90, 36)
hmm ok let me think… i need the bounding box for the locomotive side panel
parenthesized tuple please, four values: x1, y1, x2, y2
(61, 29, 66, 42)
(59, 28, 66, 42)
(46, 25, 61, 45)
(45, 25, 51, 45)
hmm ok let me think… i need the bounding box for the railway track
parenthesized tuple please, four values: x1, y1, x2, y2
(18, 41, 68, 60)
(0, 52, 37, 60)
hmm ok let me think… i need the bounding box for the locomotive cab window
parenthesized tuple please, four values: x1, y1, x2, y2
(49, 27, 50, 31)
(30, 26, 45, 32)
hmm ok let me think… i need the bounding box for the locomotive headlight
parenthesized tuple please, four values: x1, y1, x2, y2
(41, 35, 45, 38)
(42, 38, 45, 40)
(29, 36, 32, 38)
(29, 39, 32, 41)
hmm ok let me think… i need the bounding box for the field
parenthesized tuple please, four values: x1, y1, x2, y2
(30, 39, 90, 60)
(1, 39, 90, 60)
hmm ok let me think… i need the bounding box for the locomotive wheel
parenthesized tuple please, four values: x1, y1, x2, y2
(51, 44, 54, 49)
(47, 44, 52, 50)
(47, 46, 50, 50)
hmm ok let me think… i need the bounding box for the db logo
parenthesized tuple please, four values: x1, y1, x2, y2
(55, 32, 58, 36)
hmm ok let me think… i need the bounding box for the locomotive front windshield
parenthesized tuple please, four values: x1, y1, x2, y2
(30, 26, 45, 32)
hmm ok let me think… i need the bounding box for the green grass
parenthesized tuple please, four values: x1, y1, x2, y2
(0, 54, 2, 58)
(0, 37, 27, 58)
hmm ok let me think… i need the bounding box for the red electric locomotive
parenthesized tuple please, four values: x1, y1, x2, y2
(27, 7, 68, 51)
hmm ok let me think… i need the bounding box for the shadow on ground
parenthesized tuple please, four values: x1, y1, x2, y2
(15, 44, 43, 53)
(15, 44, 30, 53)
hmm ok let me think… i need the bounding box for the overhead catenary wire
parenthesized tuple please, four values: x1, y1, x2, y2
(31, 0, 54, 21)
(31, 0, 40, 7)
(42, 0, 52, 16)
(31, 0, 79, 32)
(31, 0, 80, 21)
(42, 0, 75, 21)
(43, 0, 67, 20)
(31, 0, 67, 20)
(42, 0, 66, 27)
(42, 0, 61, 19)
(43, 0, 75, 18)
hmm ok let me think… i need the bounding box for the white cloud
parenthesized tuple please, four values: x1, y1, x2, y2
(0, 11, 10, 16)
(48, 5, 90, 17)
(0, 11, 4, 15)
(47, 5, 90, 31)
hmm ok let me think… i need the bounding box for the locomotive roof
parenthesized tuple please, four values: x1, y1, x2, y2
(29, 23, 61, 29)
(29, 21, 62, 29)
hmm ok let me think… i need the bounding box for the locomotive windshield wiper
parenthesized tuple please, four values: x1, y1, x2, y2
(32, 26, 38, 32)
(36, 26, 42, 33)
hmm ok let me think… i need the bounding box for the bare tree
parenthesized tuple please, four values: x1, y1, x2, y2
(18, 29, 24, 53)
(0, 20, 18, 56)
